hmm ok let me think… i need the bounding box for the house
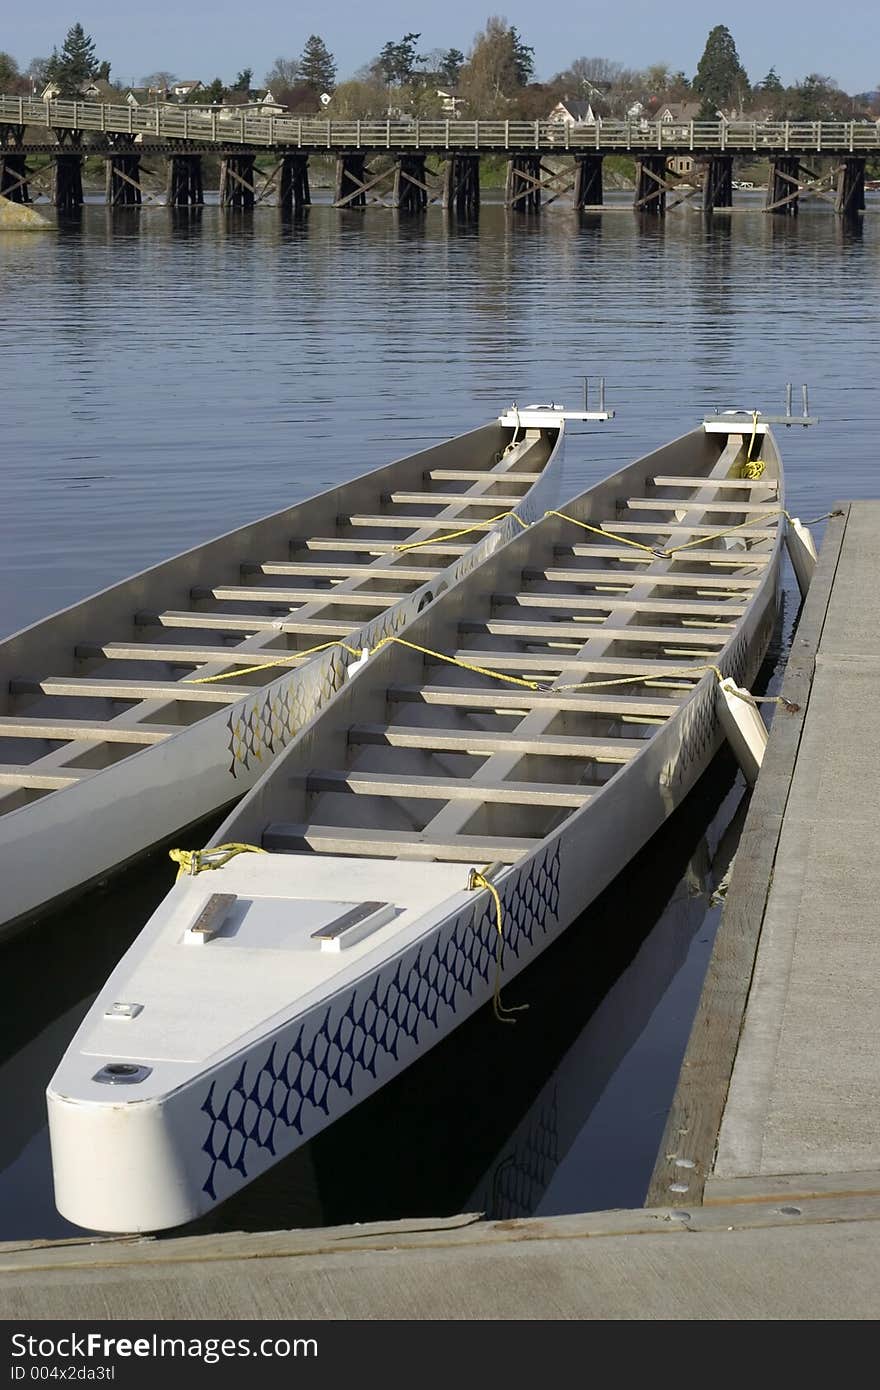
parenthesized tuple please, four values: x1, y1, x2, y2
(41, 77, 119, 102)
(123, 86, 167, 107)
(436, 88, 463, 117)
(548, 98, 596, 126)
(170, 79, 203, 101)
(654, 100, 701, 127)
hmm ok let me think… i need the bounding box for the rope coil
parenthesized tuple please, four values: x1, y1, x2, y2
(170, 842, 267, 881)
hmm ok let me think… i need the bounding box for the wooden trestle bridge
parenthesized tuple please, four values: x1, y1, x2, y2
(1, 95, 877, 216)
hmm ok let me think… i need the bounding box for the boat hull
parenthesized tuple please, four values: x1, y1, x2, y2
(48, 424, 783, 1232)
(2, 423, 564, 935)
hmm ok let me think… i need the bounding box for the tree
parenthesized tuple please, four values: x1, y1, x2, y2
(0, 51, 20, 91)
(758, 67, 784, 92)
(510, 27, 534, 86)
(437, 48, 465, 87)
(141, 71, 175, 95)
(26, 56, 51, 91)
(458, 17, 535, 115)
(264, 56, 301, 90)
(45, 22, 102, 97)
(693, 24, 749, 116)
(377, 33, 423, 85)
(790, 73, 843, 121)
(299, 36, 336, 93)
(233, 68, 253, 92)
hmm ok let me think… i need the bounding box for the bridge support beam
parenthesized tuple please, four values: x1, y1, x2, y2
(442, 154, 479, 214)
(574, 155, 603, 209)
(279, 154, 310, 211)
(392, 154, 428, 211)
(506, 155, 542, 211)
(52, 129, 83, 212)
(0, 125, 29, 202)
(703, 155, 733, 212)
(166, 153, 204, 207)
(836, 157, 865, 217)
(219, 153, 256, 209)
(334, 153, 366, 208)
(634, 156, 668, 214)
(105, 136, 142, 207)
(766, 157, 801, 216)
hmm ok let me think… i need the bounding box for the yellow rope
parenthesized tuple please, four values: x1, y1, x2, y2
(169, 842, 268, 881)
(741, 412, 766, 479)
(182, 640, 363, 685)
(392, 510, 530, 553)
(372, 635, 541, 690)
(468, 869, 529, 1025)
(543, 509, 660, 556)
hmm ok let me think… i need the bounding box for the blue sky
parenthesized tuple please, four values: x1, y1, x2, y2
(5, 3, 879, 92)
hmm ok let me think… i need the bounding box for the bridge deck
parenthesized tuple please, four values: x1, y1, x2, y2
(2, 96, 879, 156)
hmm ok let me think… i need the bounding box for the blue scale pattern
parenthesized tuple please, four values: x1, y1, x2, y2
(200, 840, 562, 1198)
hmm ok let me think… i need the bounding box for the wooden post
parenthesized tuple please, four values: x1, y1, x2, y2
(166, 153, 204, 207)
(0, 124, 29, 203)
(52, 127, 83, 212)
(835, 157, 865, 217)
(574, 154, 603, 209)
(394, 154, 428, 212)
(634, 155, 668, 215)
(446, 154, 480, 215)
(505, 154, 542, 211)
(279, 154, 310, 212)
(219, 153, 256, 209)
(702, 154, 733, 213)
(766, 156, 800, 216)
(105, 136, 142, 206)
(333, 153, 366, 207)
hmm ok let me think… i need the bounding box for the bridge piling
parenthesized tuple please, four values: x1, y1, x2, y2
(766, 156, 801, 215)
(335, 153, 366, 208)
(702, 155, 733, 213)
(105, 135, 142, 207)
(279, 154, 310, 211)
(836, 157, 866, 217)
(442, 154, 479, 214)
(52, 129, 83, 212)
(219, 153, 256, 209)
(506, 155, 542, 211)
(393, 155, 428, 211)
(0, 124, 29, 202)
(574, 155, 603, 209)
(634, 156, 668, 214)
(166, 152, 204, 207)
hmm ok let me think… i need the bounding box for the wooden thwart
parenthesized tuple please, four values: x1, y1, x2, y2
(428, 470, 541, 484)
(145, 612, 354, 636)
(530, 567, 761, 590)
(462, 619, 729, 646)
(495, 592, 746, 616)
(197, 586, 402, 607)
(652, 476, 778, 490)
(306, 770, 593, 808)
(262, 822, 538, 863)
(0, 765, 89, 790)
(0, 717, 174, 744)
(387, 492, 525, 508)
(628, 497, 780, 514)
(348, 724, 643, 760)
(245, 563, 437, 581)
(388, 684, 682, 717)
(9, 677, 257, 704)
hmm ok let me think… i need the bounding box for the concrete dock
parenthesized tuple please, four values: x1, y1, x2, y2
(2, 502, 879, 1320)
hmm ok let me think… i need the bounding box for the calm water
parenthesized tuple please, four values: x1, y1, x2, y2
(1, 195, 877, 1239)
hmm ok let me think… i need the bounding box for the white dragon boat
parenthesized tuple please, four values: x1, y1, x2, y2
(1, 407, 596, 936)
(48, 414, 786, 1232)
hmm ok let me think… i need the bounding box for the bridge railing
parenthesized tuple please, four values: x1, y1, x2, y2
(1, 96, 879, 153)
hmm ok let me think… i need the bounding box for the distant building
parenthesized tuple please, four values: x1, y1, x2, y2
(548, 98, 597, 126)
(41, 77, 119, 102)
(653, 101, 701, 128)
(436, 88, 463, 117)
(170, 79, 203, 101)
(123, 86, 167, 107)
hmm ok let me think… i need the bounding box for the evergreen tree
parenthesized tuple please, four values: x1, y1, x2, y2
(759, 66, 784, 92)
(693, 24, 749, 116)
(46, 22, 101, 97)
(299, 36, 337, 93)
(438, 48, 465, 87)
(510, 27, 534, 86)
(233, 67, 253, 92)
(377, 33, 423, 86)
